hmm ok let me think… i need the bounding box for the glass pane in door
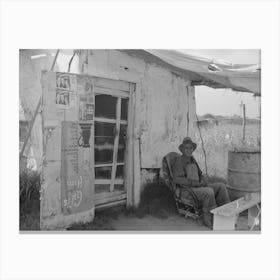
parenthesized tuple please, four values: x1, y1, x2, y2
(116, 165, 124, 179)
(95, 166, 112, 179)
(95, 184, 110, 193)
(93, 88, 130, 198)
(94, 122, 115, 164)
(121, 98, 129, 120)
(114, 165, 124, 191)
(117, 124, 127, 162)
(95, 95, 117, 119)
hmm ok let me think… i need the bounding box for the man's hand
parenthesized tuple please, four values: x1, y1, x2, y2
(192, 179, 207, 187)
(191, 180, 204, 187)
(201, 176, 208, 186)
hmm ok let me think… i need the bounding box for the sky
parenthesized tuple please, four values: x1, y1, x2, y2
(179, 50, 261, 118)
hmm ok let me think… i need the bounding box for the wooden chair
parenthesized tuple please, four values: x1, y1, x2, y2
(161, 152, 202, 220)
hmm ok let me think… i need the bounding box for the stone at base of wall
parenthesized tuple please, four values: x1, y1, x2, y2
(40, 207, 95, 230)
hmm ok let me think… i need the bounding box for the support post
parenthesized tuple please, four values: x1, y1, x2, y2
(242, 102, 246, 141)
(19, 98, 41, 159)
(68, 50, 77, 73)
(51, 49, 60, 71)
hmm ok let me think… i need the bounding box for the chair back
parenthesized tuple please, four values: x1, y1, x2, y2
(161, 152, 181, 193)
(161, 152, 200, 211)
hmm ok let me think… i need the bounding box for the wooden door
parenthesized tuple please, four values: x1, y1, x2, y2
(40, 72, 133, 228)
(93, 78, 131, 208)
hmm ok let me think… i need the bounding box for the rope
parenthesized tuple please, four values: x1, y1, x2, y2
(196, 113, 208, 176)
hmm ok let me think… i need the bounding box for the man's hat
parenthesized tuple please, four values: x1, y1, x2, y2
(179, 137, 197, 153)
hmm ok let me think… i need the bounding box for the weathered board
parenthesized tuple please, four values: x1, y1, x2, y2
(41, 71, 95, 229)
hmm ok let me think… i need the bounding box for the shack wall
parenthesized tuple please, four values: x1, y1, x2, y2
(20, 49, 197, 227)
(20, 49, 197, 171)
(79, 50, 196, 170)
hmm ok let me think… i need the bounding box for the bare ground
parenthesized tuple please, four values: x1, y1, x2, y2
(109, 213, 259, 231)
(67, 206, 260, 232)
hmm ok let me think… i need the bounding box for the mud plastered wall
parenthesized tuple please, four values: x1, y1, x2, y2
(80, 50, 196, 169)
(40, 72, 95, 230)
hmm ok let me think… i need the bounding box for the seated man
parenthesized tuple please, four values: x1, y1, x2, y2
(173, 137, 231, 228)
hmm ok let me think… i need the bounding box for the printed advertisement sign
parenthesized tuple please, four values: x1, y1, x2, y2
(61, 121, 94, 215)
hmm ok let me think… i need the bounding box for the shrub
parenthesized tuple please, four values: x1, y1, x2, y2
(20, 170, 40, 216)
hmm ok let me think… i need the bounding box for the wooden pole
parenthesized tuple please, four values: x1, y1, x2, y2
(196, 113, 208, 176)
(257, 96, 261, 147)
(186, 86, 190, 136)
(50, 49, 60, 71)
(242, 103, 246, 141)
(68, 50, 77, 73)
(258, 96, 261, 120)
(19, 99, 41, 159)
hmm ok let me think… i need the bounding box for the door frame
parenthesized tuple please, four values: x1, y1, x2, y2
(92, 77, 138, 209)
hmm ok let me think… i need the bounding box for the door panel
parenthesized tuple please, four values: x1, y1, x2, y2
(94, 121, 115, 165)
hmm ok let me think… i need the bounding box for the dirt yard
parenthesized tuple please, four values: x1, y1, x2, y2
(99, 213, 255, 231)
(20, 174, 260, 232)
(66, 206, 260, 232)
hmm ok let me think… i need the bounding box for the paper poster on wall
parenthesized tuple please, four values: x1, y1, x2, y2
(55, 73, 78, 108)
(56, 89, 70, 106)
(56, 72, 77, 91)
(77, 76, 95, 121)
(61, 121, 94, 215)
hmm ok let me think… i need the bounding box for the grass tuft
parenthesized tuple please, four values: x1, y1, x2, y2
(19, 169, 40, 230)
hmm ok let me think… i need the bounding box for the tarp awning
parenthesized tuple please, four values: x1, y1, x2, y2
(121, 49, 261, 95)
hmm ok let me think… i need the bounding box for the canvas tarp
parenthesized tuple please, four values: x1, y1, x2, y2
(121, 49, 261, 95)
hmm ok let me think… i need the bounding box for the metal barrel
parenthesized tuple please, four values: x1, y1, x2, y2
(227, 149, 261, 201)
